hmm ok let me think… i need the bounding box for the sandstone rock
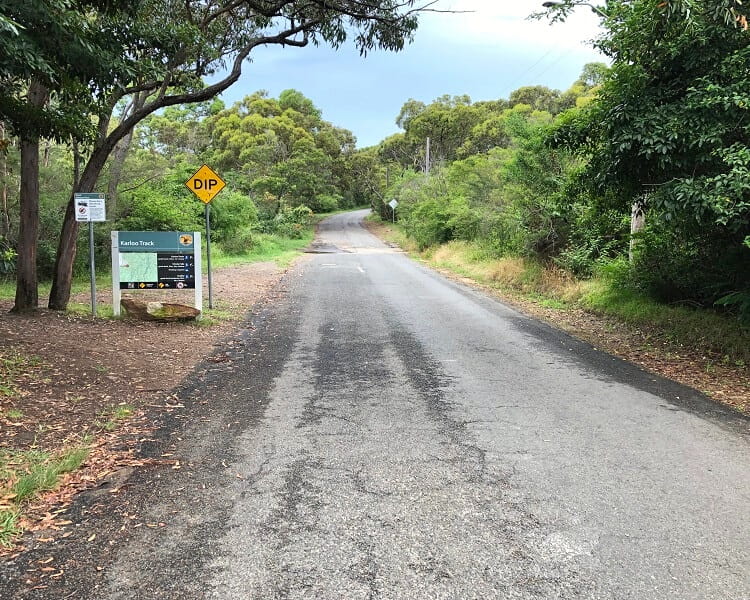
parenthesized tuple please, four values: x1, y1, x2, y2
(121, 299, 200, 321)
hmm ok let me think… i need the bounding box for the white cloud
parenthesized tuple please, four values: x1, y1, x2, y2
(422, 0, 603, 52)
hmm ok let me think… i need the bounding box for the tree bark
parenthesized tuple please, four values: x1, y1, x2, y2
(42, 140, 51, 167)
(13, 138, 40, 311)
(107, 92, 143, 216)
(12, 80, 48, 312)
(0, 122, 9, 238)
(48, 149, 108, 310)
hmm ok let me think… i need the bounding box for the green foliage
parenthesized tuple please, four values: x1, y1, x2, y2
(203, 90, 360, 213)
(220, 227, 256, 255)
(545, 0, 750, 318)
(621, 216, 750, 316)
(272, 205, 314, 239)
(508, 86, 561, 114)
(0, 1, 140, 142)
(209, 191, 258, 241)
(555, 202, 629, 277)
(715, 291, 750, 322)
(388, 99, 579, 260)
(119, 190, 202, 232)
(0, 236, 16, 276)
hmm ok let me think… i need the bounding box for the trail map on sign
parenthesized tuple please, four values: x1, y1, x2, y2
(119, 253, 157, 283)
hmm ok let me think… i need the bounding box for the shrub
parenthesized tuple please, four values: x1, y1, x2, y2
(556, 206, 629, 277)
(219, 226, 255, 255)
(210, 191, 258, 241)
(312, 194, 340, 213)
(118, 189, 202, 232)
(623, 216, 750, 317)
(0, 237, 16, 277)
(272, 205, 313, 238)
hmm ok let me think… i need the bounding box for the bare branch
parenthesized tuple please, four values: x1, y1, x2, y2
(118, 172, 163, 194)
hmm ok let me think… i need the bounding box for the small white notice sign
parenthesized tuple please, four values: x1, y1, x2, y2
(75, 193, 106, 222)
(388, 199, 399, 209)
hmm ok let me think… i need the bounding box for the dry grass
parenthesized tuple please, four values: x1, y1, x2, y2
(431, 241, 586, 301)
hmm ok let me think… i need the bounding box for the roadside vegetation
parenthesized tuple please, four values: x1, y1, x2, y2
(365, 2, 750, 386)
(381, 226, 749, 368)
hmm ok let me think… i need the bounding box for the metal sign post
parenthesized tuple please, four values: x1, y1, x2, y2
(74, 193, 106, 316)
(205, 204, 213, 309)
(88, 222, 96, 314)
(185, 164, 226, 311)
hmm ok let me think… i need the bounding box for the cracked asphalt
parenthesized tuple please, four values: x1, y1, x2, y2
(4, 210, 749, 599)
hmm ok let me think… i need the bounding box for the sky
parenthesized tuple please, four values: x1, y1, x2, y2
(218, 1, 605, 148)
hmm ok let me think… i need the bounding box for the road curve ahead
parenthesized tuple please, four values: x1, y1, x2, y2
(76, 211, 750, 597)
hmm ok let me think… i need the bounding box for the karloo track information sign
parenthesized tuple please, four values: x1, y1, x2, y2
(111, 231, 202, 316)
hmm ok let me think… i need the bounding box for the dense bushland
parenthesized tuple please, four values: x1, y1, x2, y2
(376, 73, 629, 276)
(0, 91, 369, 281)
(374, 23, 750, 325)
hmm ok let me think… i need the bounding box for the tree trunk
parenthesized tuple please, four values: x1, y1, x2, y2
(42, 140, 51, 167)
(13, 137, 40, 311)
(629, 196, 647, 262)
(12, 80, 48, 312)
(48, 149, 108, 310)
(106, 92, 143, 217)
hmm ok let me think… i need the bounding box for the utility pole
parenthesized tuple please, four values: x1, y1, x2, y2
(425, 137, 431, 174)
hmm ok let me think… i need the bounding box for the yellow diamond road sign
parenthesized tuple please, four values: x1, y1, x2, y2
(185, 164, 226, 204)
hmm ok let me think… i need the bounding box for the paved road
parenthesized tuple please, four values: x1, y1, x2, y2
(10, 210, 749, 598)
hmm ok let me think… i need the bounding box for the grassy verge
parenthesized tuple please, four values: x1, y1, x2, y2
(374, 222, 750, 367)
(0, 445, 90, 548)
(211, 230, 314, 269)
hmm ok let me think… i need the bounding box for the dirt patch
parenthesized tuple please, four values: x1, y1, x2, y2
(0, 261, 295, 552)
(0, 262, 285, 451)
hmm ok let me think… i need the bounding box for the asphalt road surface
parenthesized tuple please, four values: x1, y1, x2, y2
(5, 210, 749, 599)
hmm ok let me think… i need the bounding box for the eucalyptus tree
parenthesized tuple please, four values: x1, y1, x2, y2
(48, 0, 437, 310)
(0, 0, 139, 311)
